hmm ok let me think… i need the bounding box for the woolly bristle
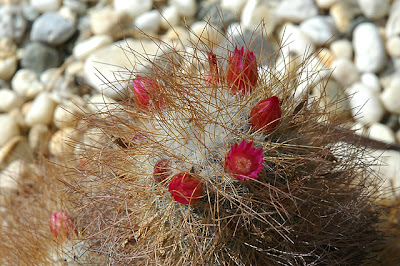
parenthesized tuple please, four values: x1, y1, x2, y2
(53, 25, 386, 265)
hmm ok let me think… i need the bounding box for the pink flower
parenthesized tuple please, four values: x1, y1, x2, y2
(226, 46, 258, 94)
(168, 172, 203, 204)
(153, 159, 172, 183)
(205, 51, 220, 84)
(132, 76, 164, 112)
(49, 211, 77, 241)
(225, 139, 264, 180)
(250, 96, 282, 133)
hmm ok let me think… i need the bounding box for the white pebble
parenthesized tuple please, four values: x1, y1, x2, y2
(134, 10, 161, 35)
(53, 101, 84, 129)
(25, 92, 57, 126)
(315, 0, 337, 9)
(30, 0, 61, 13)
(113, 0, 153, 18)
(73, 35, 113, 60)
(0, 160, 28, 191)
(331, 58, 359, 86)
(28, 124, 50, 153)
(0, 89, 24, 112)
(160, 6, 180, 30)
(353, 22, 387, 73)
(299, 15, 337, 45)
(84, 39, 164, 99)
(368, 123, 396, 144)
(381, 76, 400, 114)
(49, 127, 81, 159)
(370, 150, 400, 196)
(357, 0, 390, 20)
(221, 0, 247, 14)
(170, 0, 197, 18)
(360, 73, 381, 93)
(330, 39, 353, 60)
(386, 0, 400, 38)
(11, 69, 44, 99)
(347, 82, 384, 125)
(0, 114, 20, 148)
(90, 7, 129, 37)
(0, 56, 17, 80)
(241, 0, 278, 34)
(386, 36, 400, 58)
(276, 0, 318, 23)
(279, 23, 314, 57)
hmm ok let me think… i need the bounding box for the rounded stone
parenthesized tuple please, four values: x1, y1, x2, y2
(28, 124, 50, 153)
(0, 160, 28, 191)
(360, 73, 381, 93)
(279, 23, 315, 57)
(386, 0, 400, 38)
(25, 92, 58, 126)
(353, 23, 387, 73)
(83, 39, 164, 99)
(358, 0, 390, 20)
(30, 0, 61, 13)
(11, 69, 44, 99)
(347, 82, 384, 125)
(381, 76, 400, 114)
(368, 123, 396, 144)
(386, 36, 400, 58)
(330, 39, 353, 60)
(330, 1, 360, 33)
(0, 5, 27, 42)
(0, 89, 24, 113)
(89, 7, 130, 37)
(0, 114, 20, 148)
(299, 16, 337, 45)
(48, 127, 81, 159)
(113, 0, 153, 18)
(275, 0, 318, 23)
(73, 35, 113, 60)
(134, 10, 161, 35)
(0, 56, 18, 81)
(171, 0, 197, 18)
(160, 6, 180, 30)
(331, 58, 359, 86)
(53, 101, 84, 129)
(21, 42, 62, 74)
(31, 12, 76, 46)
(241, 0, 278, 34)
(221, 0, 247, 14)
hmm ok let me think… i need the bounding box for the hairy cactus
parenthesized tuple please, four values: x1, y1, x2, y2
(0, 25, 386, 265)
(62, 28, 383, 264)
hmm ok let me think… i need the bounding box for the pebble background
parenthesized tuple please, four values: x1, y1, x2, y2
(0, 0, 400, 196)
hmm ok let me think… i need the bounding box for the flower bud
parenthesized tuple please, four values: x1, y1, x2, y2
(225, 139, 263, 180)
(49, 211, 77, 241)
(132, 76, 164, 112)
(250, 96, 281, 133)
(168, 172, 203, 204)
(226, 46, 258, 94)
(153, 159, 172, 183)
(205, 51, 220, 84)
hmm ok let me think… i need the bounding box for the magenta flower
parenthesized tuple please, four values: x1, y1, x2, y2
(132, 76, 164, 112)
(49, 211, 77, 241)
(250, 96, 282, 133)
(168, 172, 203, 204)
(153, 159, 172, 183)
(205, 51, 220, 84)
(225, 139, 264, 180)
(226, 46, 258, 94)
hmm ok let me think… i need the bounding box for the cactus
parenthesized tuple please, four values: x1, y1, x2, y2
(64, 29, 383, 264)
(0, 25, 385, 265)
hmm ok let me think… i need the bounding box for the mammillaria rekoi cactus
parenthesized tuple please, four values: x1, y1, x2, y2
(0, 24, 387, 264)
(60, 27, 384, 264)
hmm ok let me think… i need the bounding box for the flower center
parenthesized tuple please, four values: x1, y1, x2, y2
(234, 156, 252, 174)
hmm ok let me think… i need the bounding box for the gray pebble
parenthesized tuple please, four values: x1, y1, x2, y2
(197, 3, 237, 31)
(21, 42, 62, 74)
(31, 12, 76, 46)
(0, 5, 27, 43)
(22, 4, 40, 22)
